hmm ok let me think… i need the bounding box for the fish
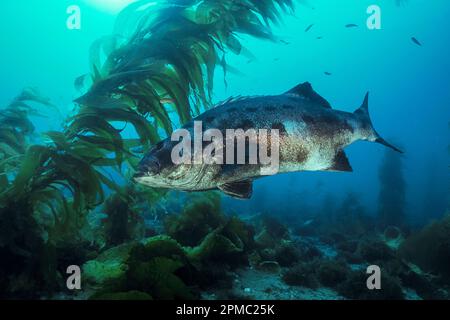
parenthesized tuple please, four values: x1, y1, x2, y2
(411, 37, 422, 46)
(134, 82, 402, 199)
(305, 24, 314, 33)
(345, 24, 358, 28)
(324, 72, 332, 76)
(316, 36, 323, 40)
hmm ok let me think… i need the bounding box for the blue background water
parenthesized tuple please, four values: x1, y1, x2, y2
(1, 0, 448, 225)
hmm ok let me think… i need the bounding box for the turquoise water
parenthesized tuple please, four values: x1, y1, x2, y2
(2, 1, 448, 224)
(0, 0, 449, 300)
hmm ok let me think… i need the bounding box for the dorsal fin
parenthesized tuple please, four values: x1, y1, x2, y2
(285, 82, 332, 109)
(327, 150, 353, 172)
(354, 92, 369, 117)
(213, 96, 247, 108)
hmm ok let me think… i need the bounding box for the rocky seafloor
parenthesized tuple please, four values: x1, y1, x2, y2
(60, 193, 450, 301)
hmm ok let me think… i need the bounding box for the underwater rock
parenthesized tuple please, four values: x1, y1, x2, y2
(116, 236, 194, 300)
(84, 236, 195, 300)
(296, 240, 323, 262)
(254, 229, 278, 248)
(124, 256, 193, 300)
(293, 219, 319, 237)
(164, 193, 225, 247)
(357, 239, 396, 264)
(83, 242, 135, 285)
(187, 215, 253, 267)
(399, 215, 450, 279)
(184, 216, 254, 290)
(273, 241, 302, 267)
(398, 264, 444, 300)
(316, 259, 351, 288)
(257, 261, 281, 274)
(282, 261, 320, 289)
(336, 240, 359, 254)
(252, 215, 291, 252)
(321, 232, 348, 244)
(187, 228, 244, 263)
(337, 251, 364, 264)
(337, 271, 404, 300)
(335, 240, 364, 264)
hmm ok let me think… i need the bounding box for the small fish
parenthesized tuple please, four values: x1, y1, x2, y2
(280, 40, 291, 45)
(324, 72, 332, 76)
(316, 36, 323, 40)
(305, 24, 314, 33)
(135, 82, 402, 199)
(273, 58, 280, 61)
(411, 37, 422, 46)
(345, 24, 358, 28)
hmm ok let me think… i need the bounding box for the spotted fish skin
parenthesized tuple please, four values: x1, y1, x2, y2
(134, 82, 402, 199)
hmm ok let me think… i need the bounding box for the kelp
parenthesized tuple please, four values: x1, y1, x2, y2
(74, 0, 297, 168)
(0, 88, 56, 177)
(0, 0, 299, 298)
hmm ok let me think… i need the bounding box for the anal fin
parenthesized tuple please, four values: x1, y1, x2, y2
(327, 150, 353, 172)
(218, 180, 253, 199)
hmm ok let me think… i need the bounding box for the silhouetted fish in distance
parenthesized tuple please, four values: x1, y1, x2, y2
(411, 37, 422, 46)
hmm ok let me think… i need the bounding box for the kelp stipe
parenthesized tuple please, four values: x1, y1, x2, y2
(73, 0, 298, 164)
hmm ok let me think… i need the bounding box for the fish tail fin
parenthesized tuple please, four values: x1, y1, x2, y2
(354, 92, 403, 154)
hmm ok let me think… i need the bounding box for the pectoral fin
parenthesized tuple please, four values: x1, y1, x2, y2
(218, 180, 253, 199)
(327, 150, 353, 172)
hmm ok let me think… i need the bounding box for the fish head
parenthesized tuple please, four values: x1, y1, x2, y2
(133, 139, 197, 189)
